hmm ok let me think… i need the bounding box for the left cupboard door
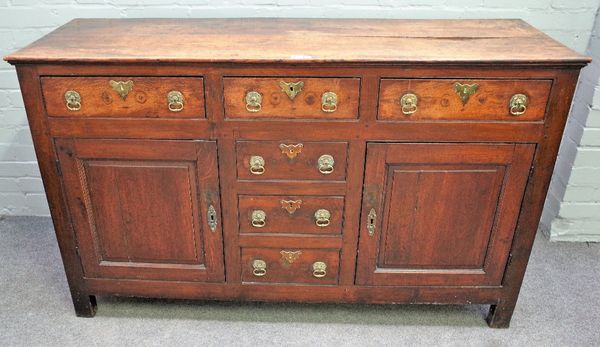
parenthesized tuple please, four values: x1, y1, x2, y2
(55, 139, 225, 282)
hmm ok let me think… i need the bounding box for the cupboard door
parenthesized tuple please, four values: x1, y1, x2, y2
(356, 143, 534, 286)
(56, 139, 224, 282)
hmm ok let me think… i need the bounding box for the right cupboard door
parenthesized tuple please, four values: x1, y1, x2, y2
(356, 143, 535, 286)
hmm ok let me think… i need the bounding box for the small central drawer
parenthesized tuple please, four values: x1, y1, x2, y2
(236, 141, 348, 181)
(223, 77, 360, 119)
(41, 76, 205, 118)
(378, 78, 551, 121)
(241, 247, 340, 285)
(239, 195, 344, 235)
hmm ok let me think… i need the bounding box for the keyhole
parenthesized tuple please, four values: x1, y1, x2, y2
(290, 86, 294, 91)
(369, 217, 375, 224)
(210, 214, 215, 222)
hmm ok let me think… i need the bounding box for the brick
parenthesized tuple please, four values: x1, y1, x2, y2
(0, 109, 29, 127)
(563, 186, 600, 202)
(572, 148, 600, 168)
(485, 0, 549, 9)
(0, 144, 37, 161)
(0, 193, 27, 215)
(558, 203, 600, 219)
(0, 162, 41, 177)
(17, 177, 44, 193)
(0, 8, 56, 28)
(0, 178, 20, 192)
(586, 108, 600, 127)
(568, 167, 600, 186)
(550, 218, 600, 241)
(552, 0, 598, 10)
(24, 193, 50, 216)
(580, 128, 600, 146)
(0, 70, 20, 89)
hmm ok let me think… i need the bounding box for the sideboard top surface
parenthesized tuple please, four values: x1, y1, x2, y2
(4, 18, 589, 66)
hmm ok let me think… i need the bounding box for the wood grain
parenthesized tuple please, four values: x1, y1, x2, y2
(4, 19, 589, 65)
(378, 78, 551, 121)
(223, 77, 359, 119)
(41, 76, 205, 118)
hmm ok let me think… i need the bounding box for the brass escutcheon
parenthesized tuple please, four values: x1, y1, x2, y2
(367, 208, 377, 236)
(167, 90, 184, 112)
(279, 80, 304, 100)
(207, 205, 217, 232)
(252, 259, 267, 277)
(280, 199, 302, 214)
(245, 91, 262, 112)
(317, 154, 335, 175)
(280, 250, 302, 264)
(279, 143, 303, 159)
(312, 261, 327, 278)
(453, 82, 479, 105)
(509, 93, 528, 116)
(251, 210, 266, 228)
(400, 93, 418, 115)
(249, 155, 265, 175)
(109, 80, 134, 100)
(314, 209, 331, 227)
(64, 90, 81, 111)
(321, 91, 338, 113)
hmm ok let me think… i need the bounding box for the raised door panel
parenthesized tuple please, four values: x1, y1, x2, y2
(356, 143, 534, 286)
(56, 139, 224, 282)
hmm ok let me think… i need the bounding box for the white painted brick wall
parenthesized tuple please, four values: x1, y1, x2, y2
(0, 1, 598, 241)
(541, 8, 600, 242)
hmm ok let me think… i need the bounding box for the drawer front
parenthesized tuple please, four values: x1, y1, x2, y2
(378, 79, 551, 121)
(41, 77, 205, 118)
(223, 77, 360, 119)
(239, 195, 344, 235)
(236, 141, 348, 181)
(241, 248, 339, 285)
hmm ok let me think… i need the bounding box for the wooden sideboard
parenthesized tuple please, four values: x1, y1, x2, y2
(4, 18, 589, 328)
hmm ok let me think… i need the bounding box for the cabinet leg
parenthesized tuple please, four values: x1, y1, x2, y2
(486, 301, 516, 328)
(72, 292, 97, 317)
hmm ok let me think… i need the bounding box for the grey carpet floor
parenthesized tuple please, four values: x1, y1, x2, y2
(0, 216, 598, 347)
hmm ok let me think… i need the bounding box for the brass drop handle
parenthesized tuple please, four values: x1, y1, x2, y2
(321, 91, 338, 113)
(64, 90, 81, 111)
(509, 94, 528, 116)
(167, 90, 184, 112)
(249, 155, 265, 175)
(312, 261, 327, 278)
(252, 259, 267, 277)
(207, 205, 217, 232)
(400, 93, 417, 115)
(314, 209, 331, 227)
(367, 208, 377, 236)
(317, 154, 335, 174)
(245, 91, 262, 112)
(251, 210, 266, 228)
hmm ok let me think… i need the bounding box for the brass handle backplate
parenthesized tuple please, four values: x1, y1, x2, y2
(64, 90, 81, 111)
(167, 90, 184, 112)
(109, 80, 134, 100)
(367, 208, 377, 236)
(245, 91, 262, 112)
(252, 259, 267, 277)
(312, 261, 327, 278)
(509, 94, 528, 116)
(314, 209, 331, 227)
(317, 154, 335, 175)
(321, 91, 338, 113)
(207, 204, 217, 232)
(249, 155, 265, 175)
(251, 210, 266, 228)
(400, 93, 417, 115)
